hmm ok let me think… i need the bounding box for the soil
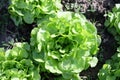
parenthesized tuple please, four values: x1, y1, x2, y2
(0, 0, 120, 79)
(62, 0, 115, 13)
(0, 0, 34, 48)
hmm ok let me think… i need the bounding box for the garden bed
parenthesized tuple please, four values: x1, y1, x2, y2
(0, 0, 120, 80)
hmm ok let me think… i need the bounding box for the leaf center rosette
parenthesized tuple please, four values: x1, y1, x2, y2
(31, 12, 101, 79)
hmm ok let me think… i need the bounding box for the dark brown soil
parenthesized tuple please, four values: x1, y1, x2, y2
(0, 0, 34, 48)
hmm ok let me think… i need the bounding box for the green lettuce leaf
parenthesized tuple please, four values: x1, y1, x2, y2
(31, 12, 101, 79)
(9, 0, 62, 26)
(0, 43, 40, 80)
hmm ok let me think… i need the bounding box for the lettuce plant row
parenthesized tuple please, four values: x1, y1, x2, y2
(4, 0, 120, 79)
(98, 4, 120, 80)
(0, 0, 102, 80)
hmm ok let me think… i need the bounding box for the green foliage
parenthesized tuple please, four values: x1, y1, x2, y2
(0, 43, 40, 80)
(30, 12, 101, 79)
(8, 0, 62, 26)
(98, 46, 120, 80)
(104, 4, 120, 44)
(1, 0, 103, 79)
(98, 4, 120, 80)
